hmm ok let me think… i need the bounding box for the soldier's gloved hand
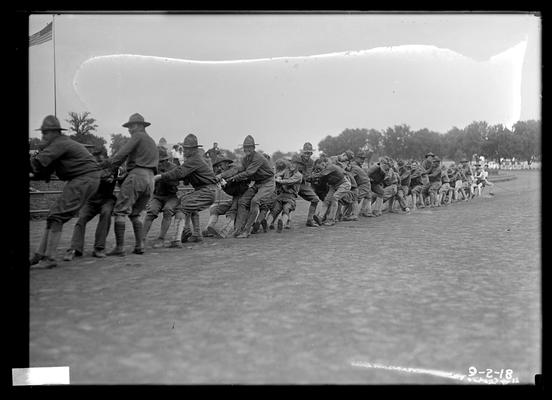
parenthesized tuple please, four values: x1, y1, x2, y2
(153, 174, 162, 182)
(29, 172, 35, 178)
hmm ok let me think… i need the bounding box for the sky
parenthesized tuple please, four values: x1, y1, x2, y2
(28, 13, 541, 155)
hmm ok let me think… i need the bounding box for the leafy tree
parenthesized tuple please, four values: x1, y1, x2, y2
(366, 129, 384, 155)
(66, 111, 98, 135)
(405, 128, 442, 160)
(318, 128, 369, 156)
(66, 111, 106, 151)
(109, 133, 131, 156)
(382, 124, 412, 159)
(460, 121, 488, 160)
(512, 119, 541, 162)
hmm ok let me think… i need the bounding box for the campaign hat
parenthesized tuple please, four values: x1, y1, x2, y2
(182, 133, 203, 148)
(122, 113, 151, 128)
(35, 115, 67, 131)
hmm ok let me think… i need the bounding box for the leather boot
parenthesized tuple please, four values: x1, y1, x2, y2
(372, 197, 383, 216)
(325, 200, 338, 225)
(107, 220, 126, 256)
(142, 215, 154, 245)
(34, 227, 62, 269)
(30, 226, 49, 265)
(203, 214, 219, 237)
(130, 216, 144, 254)
(170, 216, 185, 248)
(189, 213, 203, 242)
(306, 202, 318, 225)
(158, 214, 172, 241)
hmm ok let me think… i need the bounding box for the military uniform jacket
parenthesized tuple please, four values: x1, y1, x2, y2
(109, 129, 159, 173)
(294, 157, 315, 183)
(30, 135, 100, 181)
(311, 163, 346, 187)
(155, 160, 180, 196)
(221, 151, 274, 183)
(348, 164, 370, 186)
(366, 164, 386, 185)
(160, 152, 217, 189)
(275, 169, 303, 196)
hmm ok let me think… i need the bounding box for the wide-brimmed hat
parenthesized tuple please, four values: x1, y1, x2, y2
(158, 146, 171, 161)
(355, 150, 367, 159)
(35, 115, 67, 131)
(212, 156, 234, 167)
(182, 133, 203, 148)
(425, 152, 435, 158)
(432, 156, 441, 162)
(122, 113, 151, 128)
(241, 135, 259, 147)
(300, 142, 316, 153)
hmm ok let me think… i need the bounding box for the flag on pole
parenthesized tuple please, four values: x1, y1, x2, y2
(29, 22, 53, 47)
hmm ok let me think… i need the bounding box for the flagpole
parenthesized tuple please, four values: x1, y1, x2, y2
(52, 14, 57, 117)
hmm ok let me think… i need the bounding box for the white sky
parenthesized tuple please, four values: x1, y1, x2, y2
(29, 13, 541, 154)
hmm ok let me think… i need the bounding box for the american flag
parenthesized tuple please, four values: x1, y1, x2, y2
(29, 22, 52, 47)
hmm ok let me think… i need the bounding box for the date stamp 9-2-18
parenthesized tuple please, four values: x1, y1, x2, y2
(467, 366, 519, 384)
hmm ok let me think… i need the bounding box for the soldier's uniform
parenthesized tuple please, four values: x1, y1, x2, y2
(270, 159, 303, 232)
(394, 160, 411, 212)
(311, 160, 351, 226)
(294, 143, 321, 226)
(156, 134, 218, 247)
(102, 114, 158, 256)
(427, 157, 443, 206)
(419, 152, 435, 206)
(220, 135, 275, 238)
(206, 157, 251, 238)
(438, 165, 453, 205)
(30, 115, 101, 269)
(353, 151, 374, 216)
(64, 147, 117, 260)
(366, 158, 389, 216)
(142, 147, 181, 248)
(408, 162, 425, 209)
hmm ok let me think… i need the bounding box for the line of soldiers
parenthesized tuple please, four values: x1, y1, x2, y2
(29, 113, 494, 269)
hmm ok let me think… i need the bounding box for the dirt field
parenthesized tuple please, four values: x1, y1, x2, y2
(27, 171, 541, 384)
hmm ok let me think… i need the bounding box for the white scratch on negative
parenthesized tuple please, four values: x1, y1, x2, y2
(350, 360, 510, 384)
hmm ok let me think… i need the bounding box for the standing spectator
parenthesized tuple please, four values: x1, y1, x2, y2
(103, 113, 159, 256)
(63, 146, 117, 260)
(29, 115, 101, 269)
(206, 142, 222, 161)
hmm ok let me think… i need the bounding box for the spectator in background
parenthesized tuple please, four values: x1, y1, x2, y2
(171, 144, 183, 165)
(206, 142, 222, 161)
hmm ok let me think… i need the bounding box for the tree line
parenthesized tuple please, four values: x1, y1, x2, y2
(317, 120, 541, 164)
(29, 112, 540, 165)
